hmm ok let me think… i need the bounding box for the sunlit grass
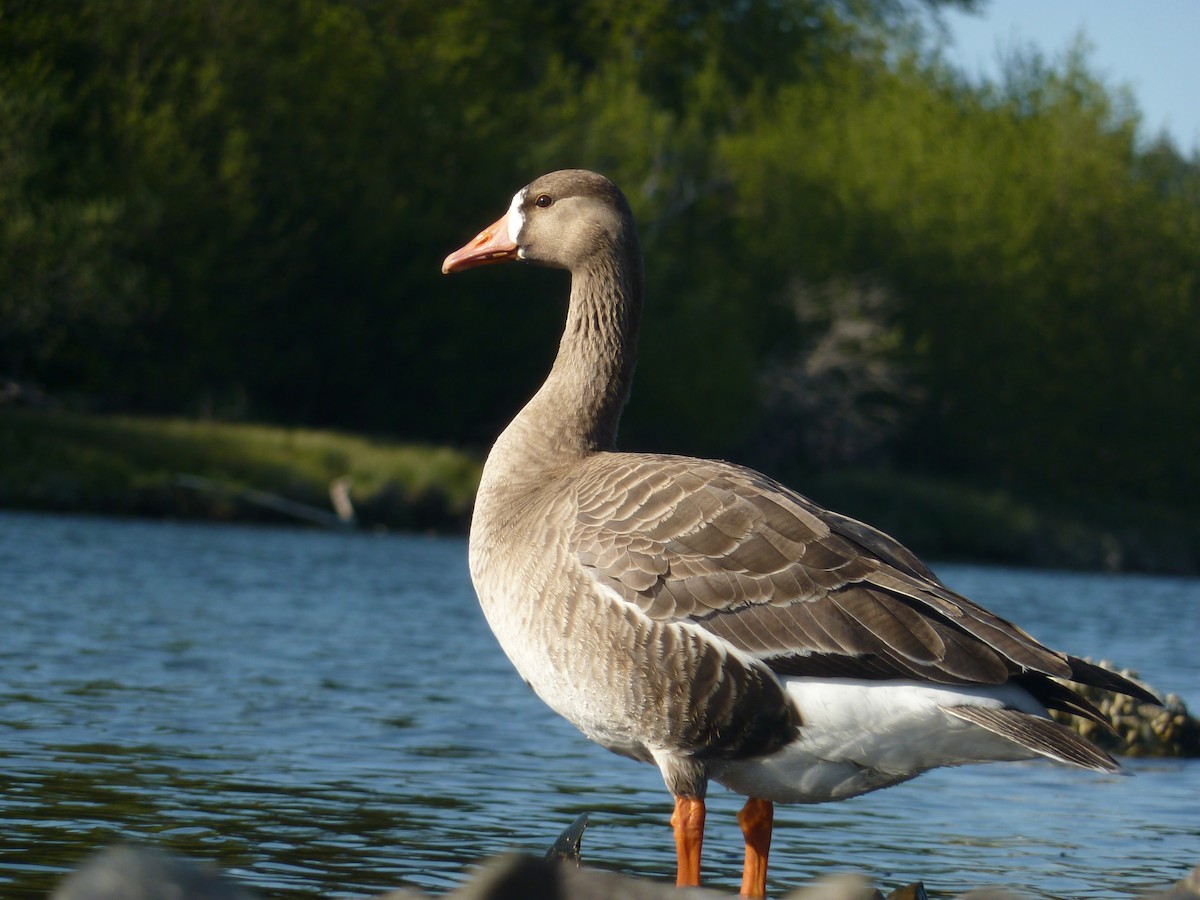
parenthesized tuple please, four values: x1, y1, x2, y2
(0, 408, 481, 530)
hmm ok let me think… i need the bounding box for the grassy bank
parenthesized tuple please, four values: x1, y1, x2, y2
(0, 408, 480, 531)
(2, 408, 1197, 573)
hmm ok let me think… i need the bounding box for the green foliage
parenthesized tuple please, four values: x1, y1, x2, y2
(721, 47, 1200, 506)
(806, 468, 1200, 574)
(2, 0, 1197, 520)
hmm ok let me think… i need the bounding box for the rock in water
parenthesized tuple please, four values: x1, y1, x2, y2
(52, 845, 254, 900)
(545, 814, 590, 865)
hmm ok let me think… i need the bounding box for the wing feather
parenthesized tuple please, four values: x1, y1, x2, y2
(568, 453, 1152, 705)
(943, 706, 1118, 771)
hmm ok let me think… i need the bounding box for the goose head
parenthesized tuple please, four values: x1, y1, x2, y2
(442, 170, 636, 275)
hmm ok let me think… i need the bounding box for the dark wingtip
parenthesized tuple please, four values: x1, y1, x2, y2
(1068, 657, 1162, 706)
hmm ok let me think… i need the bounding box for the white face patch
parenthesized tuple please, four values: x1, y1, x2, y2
(507, 187, 527, 258)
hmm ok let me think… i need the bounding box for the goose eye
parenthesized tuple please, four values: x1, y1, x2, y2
(534, 194, 553, 208)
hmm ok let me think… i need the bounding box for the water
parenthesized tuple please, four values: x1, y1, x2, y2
(1, 511, 1197, 898)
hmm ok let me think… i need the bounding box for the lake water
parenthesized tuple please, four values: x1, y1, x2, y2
(1, 511, 1197, 898)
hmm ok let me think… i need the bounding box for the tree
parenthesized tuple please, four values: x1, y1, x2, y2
(3, 0, 1196, 515)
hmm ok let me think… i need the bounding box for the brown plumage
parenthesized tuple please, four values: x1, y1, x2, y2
(442, 169, 1158, 897)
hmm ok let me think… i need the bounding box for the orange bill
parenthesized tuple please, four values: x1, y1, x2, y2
(442, 212, 519, 274)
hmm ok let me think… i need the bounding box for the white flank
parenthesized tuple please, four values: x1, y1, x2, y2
(716, 677, 1046, 804)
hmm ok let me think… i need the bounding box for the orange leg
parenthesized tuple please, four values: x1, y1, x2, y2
(737, 796, 774, 898)
(671, 795, 706, 887)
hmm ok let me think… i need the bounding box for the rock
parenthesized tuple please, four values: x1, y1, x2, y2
(51, 845, 255, 900)
(1051, 660, 1200, 758)
(886, 883, 928, 900)
(545, 813, 590, 864)
(782, 873, 884, 900)
(444, 853, 728, 899)
(1141, 862, 1200, 900)
(53, 842, 1200, 900)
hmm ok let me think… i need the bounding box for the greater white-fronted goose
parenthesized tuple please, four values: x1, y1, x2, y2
(441, 170, 1157, 898)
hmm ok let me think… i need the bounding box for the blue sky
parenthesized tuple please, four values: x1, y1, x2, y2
(938, 0, 1200, 155)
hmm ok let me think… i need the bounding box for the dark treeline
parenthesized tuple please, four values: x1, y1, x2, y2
(3, 0, 1199, 514)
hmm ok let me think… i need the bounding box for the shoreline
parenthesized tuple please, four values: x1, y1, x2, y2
(3, 408, 1199, 574)
(0, 408, 479, 534)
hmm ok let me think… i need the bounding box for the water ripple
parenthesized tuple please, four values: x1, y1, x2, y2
(1, 512, 1197, 897)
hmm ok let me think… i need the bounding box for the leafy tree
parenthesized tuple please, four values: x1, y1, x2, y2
(721, 43, 1200, 505)
(3, 0, 1196, 518)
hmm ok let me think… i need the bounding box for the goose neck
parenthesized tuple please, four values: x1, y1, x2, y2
(496, 250, 642, 471)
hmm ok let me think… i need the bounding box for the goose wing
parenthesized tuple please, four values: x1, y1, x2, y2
(570, 453, 1075, 687)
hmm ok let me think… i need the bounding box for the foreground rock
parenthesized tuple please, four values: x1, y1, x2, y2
(52, 845, 254, 900)
(53, 846, 1200, 900)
